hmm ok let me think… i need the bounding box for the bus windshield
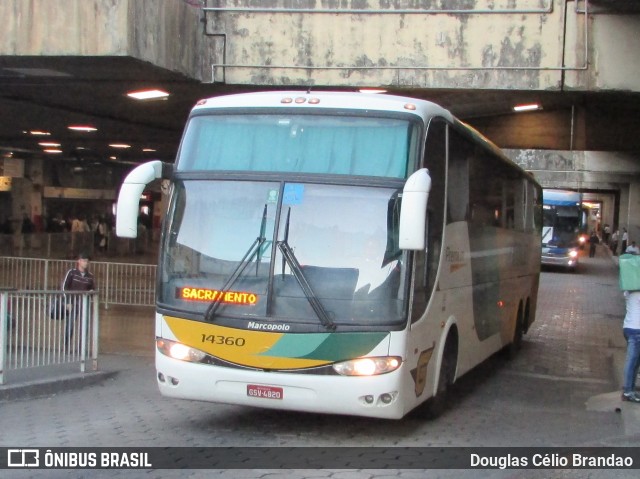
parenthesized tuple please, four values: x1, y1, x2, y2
(542, 205, 582, 247)
(176, 113, 415, 178)
(160, 180, 408, 329)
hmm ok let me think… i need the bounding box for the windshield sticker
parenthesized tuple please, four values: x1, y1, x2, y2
(283, 183, 304, 205)
(176, 287, 257, 305)
(266, 188, 279, 204)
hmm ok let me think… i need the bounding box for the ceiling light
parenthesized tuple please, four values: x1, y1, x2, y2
(29, 130, 51, 136)
(513, 103, 541, 112)
(142, 148, 156, 152)
(39, 142, 61, 147)
(127, 89, 170, 100)
(43, 149, 63, 154)
(109, 144, 131, 149)
(359, 88, 387, 94)
(68, 125, 97, 132)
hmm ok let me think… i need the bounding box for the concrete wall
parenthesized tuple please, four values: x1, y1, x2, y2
(207, 0, 567, 88)
(205, 0, 640, 93)
(565, 9, 640, 91)
(0, 0, 215, 81)
(3, 0, 639, 92)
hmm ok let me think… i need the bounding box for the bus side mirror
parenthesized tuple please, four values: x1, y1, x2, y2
(399, 168, 431, 250)
(116, 160, 166, 238)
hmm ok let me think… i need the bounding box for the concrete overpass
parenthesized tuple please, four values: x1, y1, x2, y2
(1, 0, 640, 240)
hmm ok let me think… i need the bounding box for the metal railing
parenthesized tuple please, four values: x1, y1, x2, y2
(0, 257, 156, 308)
(0, 289, 99, 385)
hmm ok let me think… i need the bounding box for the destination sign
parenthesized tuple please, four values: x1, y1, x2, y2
(176, 287, 258, 305)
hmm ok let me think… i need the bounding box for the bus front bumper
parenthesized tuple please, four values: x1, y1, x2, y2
(155, 352, 408, 419)
(541, 253, 578, 269)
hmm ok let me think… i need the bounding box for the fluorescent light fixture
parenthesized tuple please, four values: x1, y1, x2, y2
(359, 88, 387, 94)
(127, 89, 170, 100)
(39, 142, 61, 147)
(109, 143, 131, 149)
(142, 148, 156, 152)
(43, 149, 63, 154)
(513, 103, 541, 112)
(29, 130, 51, 136)
(68, 125, 97, 132)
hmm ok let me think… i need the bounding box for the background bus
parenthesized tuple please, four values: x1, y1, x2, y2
(541, 189, 585, 270)
(116, 91, 542, 419)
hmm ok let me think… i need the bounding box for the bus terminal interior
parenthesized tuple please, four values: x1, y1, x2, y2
(2, 1, 640, 252)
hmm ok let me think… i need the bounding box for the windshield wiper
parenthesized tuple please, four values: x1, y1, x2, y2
(277, 208, 336, 331)
(204, 205, 268, 322)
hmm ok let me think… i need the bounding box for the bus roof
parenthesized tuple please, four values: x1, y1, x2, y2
(190, 91, 456, 122)
(187, 90, 538, 186)
(543, 189, 581, 206)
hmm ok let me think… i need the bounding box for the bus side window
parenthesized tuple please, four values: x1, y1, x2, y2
(447, 129, 471, 224)
(412, 119, 446, 323)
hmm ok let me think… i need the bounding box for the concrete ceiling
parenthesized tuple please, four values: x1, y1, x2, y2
(1, 55, 639, 170)
(589, 0, 640, 13)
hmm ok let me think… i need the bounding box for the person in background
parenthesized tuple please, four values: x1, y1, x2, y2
(610, 229, 620, 256)
(21, 213, 34, 249)
(61, 252, 96, 345)
(626, 241, 640, 255)
(622, 228, 629, 256)
(622, 290, 640, 403)
(588, 230, 599, 258)
(97, 216, 109, 253)
(603, 224, 611, 245)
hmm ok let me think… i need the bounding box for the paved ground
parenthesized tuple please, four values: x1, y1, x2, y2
(1, 243, 639, 478)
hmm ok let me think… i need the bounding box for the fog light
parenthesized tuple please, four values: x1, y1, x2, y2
(364, 395, 374, 404)
(158, 372, 165, 382)
(380, 393, 393, 404)
(170, 377, 179, 386)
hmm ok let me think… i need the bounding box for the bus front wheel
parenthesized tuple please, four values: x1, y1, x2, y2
(419, 332, 457, 419)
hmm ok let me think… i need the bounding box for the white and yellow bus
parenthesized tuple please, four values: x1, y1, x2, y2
(116, 91, 542, 419)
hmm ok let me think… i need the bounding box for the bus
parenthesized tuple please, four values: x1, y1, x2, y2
(116, 91, 542, 419)
(541, 189, 585, 271)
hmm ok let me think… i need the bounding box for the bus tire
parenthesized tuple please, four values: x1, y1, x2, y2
(420, 332, 457, 419)
(505, 303, 524, 359)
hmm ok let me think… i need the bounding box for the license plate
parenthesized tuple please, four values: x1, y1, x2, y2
(247, 384, 283, 400)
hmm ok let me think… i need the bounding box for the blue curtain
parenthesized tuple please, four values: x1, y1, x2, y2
(177, 116, 410, 178)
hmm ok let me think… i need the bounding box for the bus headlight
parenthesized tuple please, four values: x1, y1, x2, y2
(157, 338, 206, 363)
(569, 249, 578, 258)
(332, 356, 402, 376)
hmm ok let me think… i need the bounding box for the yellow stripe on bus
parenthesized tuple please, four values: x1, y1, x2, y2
(164, 316, 333, 369)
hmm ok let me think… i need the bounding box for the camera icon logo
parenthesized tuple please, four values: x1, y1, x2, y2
(7, 449, 40, 467)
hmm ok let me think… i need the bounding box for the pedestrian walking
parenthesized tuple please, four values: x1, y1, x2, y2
(622, 228, 629, 256)
(588, 230, 599, 258)
(611, 229, 620, 256)
(61, 252, 96, 345)
(622, 290, 640, 403)
(603, 224, 611, 245)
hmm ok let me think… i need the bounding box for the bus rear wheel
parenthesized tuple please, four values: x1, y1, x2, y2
(505, 304, 524, 359)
